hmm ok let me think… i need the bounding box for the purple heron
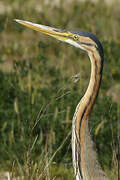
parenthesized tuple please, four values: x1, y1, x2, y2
(15, 19, 109, 180)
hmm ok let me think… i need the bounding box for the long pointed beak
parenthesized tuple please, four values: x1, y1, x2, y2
(14, 19, 71, 41)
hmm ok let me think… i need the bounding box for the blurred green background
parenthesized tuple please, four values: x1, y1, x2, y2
(0, 0, 119, 179)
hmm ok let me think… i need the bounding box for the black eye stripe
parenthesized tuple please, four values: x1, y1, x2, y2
(67, 36, 98, 48)
(80, 42, 93, 46)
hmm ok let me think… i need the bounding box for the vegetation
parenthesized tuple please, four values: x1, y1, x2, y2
(0, 0, 119, 179)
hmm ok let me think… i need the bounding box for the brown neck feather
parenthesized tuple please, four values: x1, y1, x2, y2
(72, 50, 109, 180)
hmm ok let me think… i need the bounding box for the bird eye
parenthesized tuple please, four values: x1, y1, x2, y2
(73, 35, 78, 41)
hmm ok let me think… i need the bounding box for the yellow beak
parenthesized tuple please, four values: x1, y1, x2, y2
(14, 19, 72, 41)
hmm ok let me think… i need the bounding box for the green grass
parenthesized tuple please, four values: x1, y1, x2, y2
(0, 0, 119, 179)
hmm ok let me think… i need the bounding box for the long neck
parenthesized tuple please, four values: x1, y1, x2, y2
(72, 51, 109, 180)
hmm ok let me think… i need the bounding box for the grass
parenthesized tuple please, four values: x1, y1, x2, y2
(0, 0, 119, 179)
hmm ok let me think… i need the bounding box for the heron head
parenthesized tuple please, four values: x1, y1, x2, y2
(15, 19, 103, 59)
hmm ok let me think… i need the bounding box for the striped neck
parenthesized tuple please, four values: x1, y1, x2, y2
(72, 50, 108, 180)
(76, 51, 103, 138)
